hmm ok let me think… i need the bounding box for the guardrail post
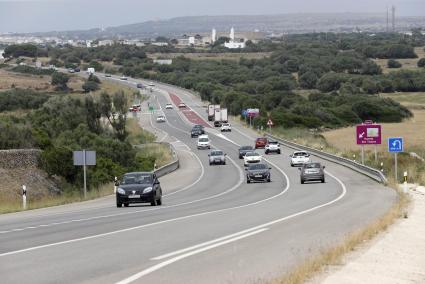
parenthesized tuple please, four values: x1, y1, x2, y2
(22, 185, 27, 210)
(403, 171, 408, 193)
(114, 176, 118, 194)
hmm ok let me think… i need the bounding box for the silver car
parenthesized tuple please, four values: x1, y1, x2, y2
(208, 150, 226, 165)
(299, 162, 325, 184)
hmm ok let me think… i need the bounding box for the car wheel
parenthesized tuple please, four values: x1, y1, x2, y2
(321, 178, 325, 183)
(124, 203, 129, 207)
(277, 150, 281, 154)
(223, 161, 226, 165)
(239, 155, 242, 159)
(290, 163, 294, 167)
(267, 178, 271, 182)
(150, 199, 157, 206)
(265, 151, 269, 155)
(301, 179, 305, 184)
(247, 179, 250, 184)
(157, 196, 162, 205)
(116, 202, 122, 208)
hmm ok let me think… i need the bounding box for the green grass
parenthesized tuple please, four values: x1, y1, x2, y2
(126, 117, 155, 145)
(0, 182, 114, 214)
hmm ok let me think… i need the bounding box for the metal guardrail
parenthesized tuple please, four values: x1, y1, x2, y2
(134, 142, 179, 178)
(265, 134, 388, 184)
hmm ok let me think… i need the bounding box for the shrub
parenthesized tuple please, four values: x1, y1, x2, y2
(418, 58, 425, 68)
(387, 59, 402, 68)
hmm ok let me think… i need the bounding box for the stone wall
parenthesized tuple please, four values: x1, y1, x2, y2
(0, 149, 41, 169)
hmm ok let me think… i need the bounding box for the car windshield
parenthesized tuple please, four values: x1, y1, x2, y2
(294, 152, 308, 157)
(199, 138, 208, 142)
(257, 138, 267, 142)
(248, 164, 267, 170)
(211, 151, 223, 156)
(304, 163, 321, 169)
(122, 174, 152, 185)
(246, 152, 259, 157)
(269, 141, 278, 145)
(241, 146, 253, 150)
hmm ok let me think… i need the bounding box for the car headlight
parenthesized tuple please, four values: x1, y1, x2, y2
(143, 187, 153, 194)
(117, 188, 125, 195)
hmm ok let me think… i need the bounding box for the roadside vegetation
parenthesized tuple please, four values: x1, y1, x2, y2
(0, 68, 173, 213)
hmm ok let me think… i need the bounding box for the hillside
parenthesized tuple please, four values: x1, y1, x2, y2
(26, 13, 425, 39)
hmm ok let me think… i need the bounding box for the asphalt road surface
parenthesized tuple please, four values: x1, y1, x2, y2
(0, 73, 396, 284)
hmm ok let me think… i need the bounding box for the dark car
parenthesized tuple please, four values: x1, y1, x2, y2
(255, 138, 268, 149)
(74, 67, 80, 72)
(299, 162, 325, 184)
(238, 145, 254, 159)
(191, 125, 205, 138)
(116, 172, 162, 207)
(136, 83, 144, 88)
(246, 163, 271, 183)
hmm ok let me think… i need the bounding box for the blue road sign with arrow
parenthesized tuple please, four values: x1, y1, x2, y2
(388, 137, 404, 153)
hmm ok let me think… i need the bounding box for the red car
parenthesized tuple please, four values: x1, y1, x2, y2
(255, 138, 268, 149)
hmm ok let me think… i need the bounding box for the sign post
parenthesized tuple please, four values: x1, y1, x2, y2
(388, 137, 404, 182)
(356, 123, 382, 165)
(267, 118, 273, 133)
(73, 150, 96, 198)
(246, 108, 260, 129)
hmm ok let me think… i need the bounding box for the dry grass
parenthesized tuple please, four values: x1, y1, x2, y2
(381, 91, 425, 109)
(0, 69, 52, 91)
(374, 46, 425, 74)
(147, 52, 272, 61)
(138, 143, 174, 168)
(323, 109, 425, 152)
(0, 182, 114, 214)
(271, 190, 410, 284)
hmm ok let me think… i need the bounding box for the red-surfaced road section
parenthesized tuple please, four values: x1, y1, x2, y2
(169, 92, 210, 128)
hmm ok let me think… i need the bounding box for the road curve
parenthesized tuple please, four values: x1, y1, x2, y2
(0, 73, 396, 284)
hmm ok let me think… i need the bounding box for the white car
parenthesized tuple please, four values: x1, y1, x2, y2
(156, 115, 166, 123)
(165, 103, 173, 109)
(197, 135, 210, 150)
(148, 82, 155, 86)
(265, 141, 281, 154)
(120, 76, 128, 80)
(243, 152, 262, 167)
(178, 102, 187, 108)
(290, 151, 311, 167)
(220, 123, 231, 132)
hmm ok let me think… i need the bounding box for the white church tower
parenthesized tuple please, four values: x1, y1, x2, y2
(212, 28, 217, 43)
(230, 27, 235, 41)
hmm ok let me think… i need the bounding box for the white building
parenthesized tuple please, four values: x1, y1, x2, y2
(153, 59, 173, 65)
(224, 41, 246, 49)
(98, 39, 114, 46)
(152, 42, 169, 46)
(224, 27, 246, 49)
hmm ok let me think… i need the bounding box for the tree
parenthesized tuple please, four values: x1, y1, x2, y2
(51, 72, 69, 91)
(418, 58, 425, 68)
(99, 91, 128, 141)
(361, 61, 382, 75)
(82, 81, 100, 93)
(88, 74, 101, 83)
(299, 71, 319, 89)
(387, 59, 402, 68)
(3, 44, 38, 58)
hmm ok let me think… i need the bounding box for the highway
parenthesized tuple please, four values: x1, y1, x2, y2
(0, 73, 396, 283)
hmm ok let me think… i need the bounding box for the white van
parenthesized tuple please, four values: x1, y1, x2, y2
(197, 135, 210, 150)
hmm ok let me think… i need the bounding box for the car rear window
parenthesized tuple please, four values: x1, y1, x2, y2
(246, 152, 259, 157)
(211, 151, 223, 156)
(304, 163, 321, 169)
(241, 146, 253, 150)
(248, 164, 267, 170)
(294, 152, 308, 157)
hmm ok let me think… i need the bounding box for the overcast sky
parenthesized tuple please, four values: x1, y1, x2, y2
(0, 0, 424, 33)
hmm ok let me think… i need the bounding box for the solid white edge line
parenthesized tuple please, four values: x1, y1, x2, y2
(115, 228, 269, 284)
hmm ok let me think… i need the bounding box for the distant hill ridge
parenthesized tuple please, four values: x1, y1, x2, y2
(23, 13, 425, 39)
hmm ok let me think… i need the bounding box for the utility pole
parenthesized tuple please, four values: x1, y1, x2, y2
(386, 6, 389, 32)
(392, 5, 396, 32)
